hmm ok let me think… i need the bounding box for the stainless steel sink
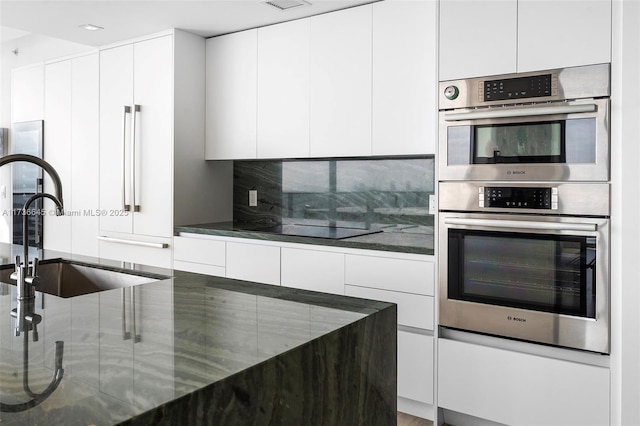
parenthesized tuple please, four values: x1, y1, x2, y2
(0, 259, 170, 298)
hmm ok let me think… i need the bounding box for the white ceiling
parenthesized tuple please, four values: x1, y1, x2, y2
(0, 0, 378, 47)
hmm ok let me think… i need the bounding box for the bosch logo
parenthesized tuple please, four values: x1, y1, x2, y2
(507, 170, 525, 175)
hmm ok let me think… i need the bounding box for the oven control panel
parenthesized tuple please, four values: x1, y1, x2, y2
(479, 186, 558, 210)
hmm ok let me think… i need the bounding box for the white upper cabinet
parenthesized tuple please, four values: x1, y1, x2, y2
(372, 0, 437, 155)
(517, 0, 611, 72)
(257, 19, 310, 159)
(439, 0, 517, 80)
(440, 0, 612, 80)
(309, 5, 372, 157)
(205, 30, 258, 160)
(11, 64, 45, 123)
(205, 1, 438, 159)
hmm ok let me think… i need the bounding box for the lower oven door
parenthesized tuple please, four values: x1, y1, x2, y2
(439, 212, 610, 353)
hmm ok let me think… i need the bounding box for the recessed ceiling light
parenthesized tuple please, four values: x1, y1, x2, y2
(264, 0, 311, 11)
(79, 24, 104, 31)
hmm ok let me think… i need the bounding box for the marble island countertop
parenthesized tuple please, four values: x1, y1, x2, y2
(175, 221, 434, 255)
(0, 244, 396, 425)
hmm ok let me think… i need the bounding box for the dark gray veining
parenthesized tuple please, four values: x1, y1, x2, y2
(0, 244, 396, 425)
(179, 157, 435, 254)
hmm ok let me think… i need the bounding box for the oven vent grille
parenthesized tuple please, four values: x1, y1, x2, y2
(264, 0, 311, 11)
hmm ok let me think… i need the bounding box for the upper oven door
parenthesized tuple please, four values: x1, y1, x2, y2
(438, 98, 610, 181)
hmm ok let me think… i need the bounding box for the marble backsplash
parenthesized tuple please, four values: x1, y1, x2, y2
(233, 157, 435, 233)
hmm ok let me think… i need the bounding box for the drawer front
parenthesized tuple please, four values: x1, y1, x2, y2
(173, 260, 225, 277)
(173, 236, 226, 266)
(226, 242, 280, 285)
(281, 248, 345, 295)
(345, 285, 433, 330)
(438, 339, 610, 426)
(398, 331, 433, 404)
(345, 255, 434, 295)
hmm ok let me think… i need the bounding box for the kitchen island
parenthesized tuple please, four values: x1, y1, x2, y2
(0, 243, 396, 425)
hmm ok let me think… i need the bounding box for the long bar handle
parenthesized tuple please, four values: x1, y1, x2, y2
(97, 236, 169, 248)
(122, 106, 131, 212)
(444, 217, 597, 232)
(443, 103, 597, 121)
(131, 105, 141, 212)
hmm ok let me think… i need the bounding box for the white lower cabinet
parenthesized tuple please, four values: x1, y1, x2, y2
(438, 339, 610, 426)
(345, 285, 433, 330)
(172, 235, 435, 419)
(281, 247, 344, 295)
(345, 254, 434, 296)
(226, 241, 280, 285)
(345, 253, 435, 414)
(399, 331, 433, 405)
(173, 236, 226, 277)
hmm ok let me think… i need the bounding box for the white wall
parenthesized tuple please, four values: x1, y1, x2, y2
(0, 33, 92, 243)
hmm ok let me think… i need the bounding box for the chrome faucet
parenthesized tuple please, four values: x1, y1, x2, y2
(0, 154, 64, 301)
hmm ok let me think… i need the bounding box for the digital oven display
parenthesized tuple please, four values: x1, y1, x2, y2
(483, 187, 553, 209)
(484, 74, 552, 102)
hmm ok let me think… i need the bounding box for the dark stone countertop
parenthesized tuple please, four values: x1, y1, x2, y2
(175, 221, 434, 255)
(0, 244, 396, 425)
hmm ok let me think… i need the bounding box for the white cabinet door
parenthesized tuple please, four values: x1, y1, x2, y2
(281, 248, 344, 295)
(11, 64, 44, 123)
(99, 43, 135, 235)
(173, 236, 226, 276)
(439, 0, 517, 80)
(345, 285, 434, 330)
(205, 30, 257, 160)
(99, 36, 173, 238)
(372, 0, 437, 155)
(398, 331, 433, 405)
(345, 254, 435, 296)
(257, 19, 310, 159)
(310, 5, 372, 157)
(70, 53, 100, 256)
(131, 36, 173, 238)
(43, 60, 72, 253)
(44, 54, 99, 256)
(517, 0, 611, 72)
(438, 339, 610, 426)
(226, 241, 280, 285)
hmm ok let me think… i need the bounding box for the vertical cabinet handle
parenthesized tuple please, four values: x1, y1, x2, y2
(122, 106, 131, 212)
(131, 105, 141, 212)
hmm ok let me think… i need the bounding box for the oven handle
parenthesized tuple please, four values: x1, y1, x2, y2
(443, 103, 597, 121)
(444, 217, 597, 232)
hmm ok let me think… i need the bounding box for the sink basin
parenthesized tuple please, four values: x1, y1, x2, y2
(0, 259, 171, 298)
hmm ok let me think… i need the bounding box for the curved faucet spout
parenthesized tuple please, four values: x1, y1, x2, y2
(0, 154, 65, 300)
(0, 154, 64, 213)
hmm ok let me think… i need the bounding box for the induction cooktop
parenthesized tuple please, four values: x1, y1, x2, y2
(249, 224, 381, 240)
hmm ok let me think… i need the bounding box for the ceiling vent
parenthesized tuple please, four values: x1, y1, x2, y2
(264, 0, 311, 11)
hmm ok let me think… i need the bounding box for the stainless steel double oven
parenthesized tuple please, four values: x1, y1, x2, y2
(438, 64, 611, 353)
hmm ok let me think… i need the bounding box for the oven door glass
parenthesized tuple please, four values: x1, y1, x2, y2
(447, 118, 596, 166)
(447, 229, 596, 318)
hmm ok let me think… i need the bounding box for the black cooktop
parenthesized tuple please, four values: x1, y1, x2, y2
(248, 224, 381, 240)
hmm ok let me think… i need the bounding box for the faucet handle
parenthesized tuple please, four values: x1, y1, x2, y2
(31, 257, 39, 277)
